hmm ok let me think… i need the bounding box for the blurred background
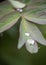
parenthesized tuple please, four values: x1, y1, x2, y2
(0, 0, 46, 65)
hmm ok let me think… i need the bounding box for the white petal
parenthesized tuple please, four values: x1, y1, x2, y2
(17, 36, 25, 49)
(9, 0, 26, 8)
(17, 23, 26, 49)
(25, 41, 38, 54)
(18, 19, 31, 49)
(25, 21, 46, 45)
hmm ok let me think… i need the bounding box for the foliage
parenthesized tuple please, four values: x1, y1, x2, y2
(0, 0, 46, 65)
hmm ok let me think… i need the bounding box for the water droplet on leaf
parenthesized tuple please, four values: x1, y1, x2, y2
(27, 39, 35, 45)
(17, 8, 23, 12)
(25, 32, 30, 37)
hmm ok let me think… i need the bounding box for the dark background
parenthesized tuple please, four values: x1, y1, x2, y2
(0, 0, 5, 2)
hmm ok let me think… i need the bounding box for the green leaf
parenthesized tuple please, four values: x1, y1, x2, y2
(24, 8, 46, 24)
(24, 16, 46, 24)
(0, 0, 13, 19)
(19, 0, 31, 4)
(23, 0, 46, 24)
(0, 11, 20, 33)
(9, 0, 26, 8)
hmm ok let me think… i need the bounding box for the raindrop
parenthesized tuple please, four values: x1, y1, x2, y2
(17, 8, 23, 12)
(25, 32, 30, 37)
(27, 39, 35, 45)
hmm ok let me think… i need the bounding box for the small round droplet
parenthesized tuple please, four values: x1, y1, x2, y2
(27, 39, 35, 45)
(17, 8, 23, 12)
(25, 33, 30, 37)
